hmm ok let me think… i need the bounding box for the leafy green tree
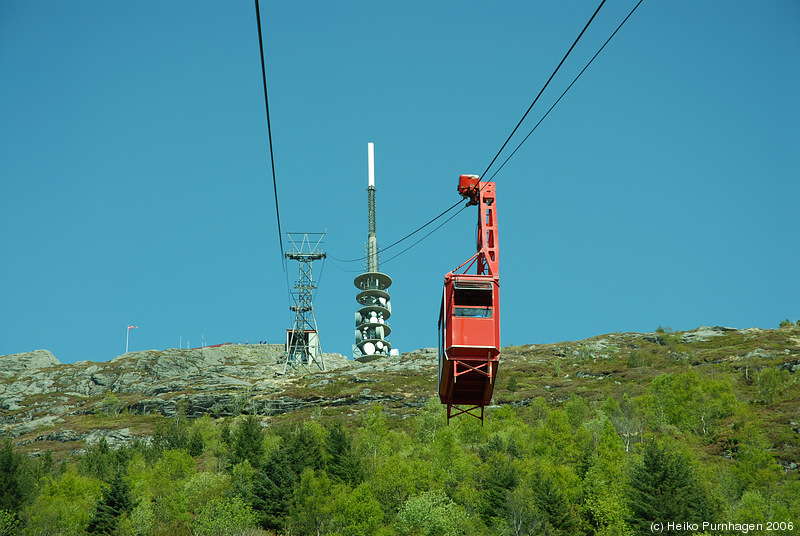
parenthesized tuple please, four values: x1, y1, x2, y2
(565, 395, 591, 430)
(731, 432, 783, 499)
(604, 395, 643, 452)
(367, 455, 436, 520)
(98, 392, 123, 417)
(529, 409, 581, 464)
(193, 497, 257, 536)
(754, 367, 789, 404)
(288, 470, 387, 536)
(0, 509, 17, 536)
(628, 441, 713, 535)
(646, 371, 737, 436)
(395, 489, 470, 536)
(360, 404, 389, 468)
(415, 397, 445, 444)
(182, 472, 231, 511)
(526, 397, 550, 423)
(581, 429, 632, 536)
(79, 437, 120, 482)
(128, 449, 196, 534)
(478, 434, 505, 462)
(327, 482, 386, 536)
(498, 485, 542, 536)
(728, 489, 770, 526)
(87, 471, 135, 535)
(288, 469, 335, 536)
(22, 467, 102, 535)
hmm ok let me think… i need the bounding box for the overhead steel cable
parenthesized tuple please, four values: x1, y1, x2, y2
(327, 197, 465, 263)
(254, 0, 285, 267)
(336, 0, 638, 266)
(479, 0, 607, 181)
(487, 0, 645, 182)
(336, 0, 609, 266)
(381, 203, 468, 265)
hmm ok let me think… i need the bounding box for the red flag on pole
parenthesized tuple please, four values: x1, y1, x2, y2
(128, 325, 138, 330)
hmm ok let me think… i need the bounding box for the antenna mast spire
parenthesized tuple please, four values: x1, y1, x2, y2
(354, 143, 394, 360)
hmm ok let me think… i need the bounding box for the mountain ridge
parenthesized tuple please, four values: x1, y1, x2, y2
(2, 325, 799, 467)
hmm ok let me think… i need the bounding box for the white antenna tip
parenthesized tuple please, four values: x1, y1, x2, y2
(368, 142, 375, 187)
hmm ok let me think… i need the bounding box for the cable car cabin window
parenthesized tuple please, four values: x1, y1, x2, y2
(453, 282, 493, 318)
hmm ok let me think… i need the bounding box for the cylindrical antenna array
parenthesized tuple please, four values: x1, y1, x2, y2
(354, 142, 393, 359)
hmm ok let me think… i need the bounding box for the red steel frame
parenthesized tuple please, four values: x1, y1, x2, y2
(438, 176, 499, 422)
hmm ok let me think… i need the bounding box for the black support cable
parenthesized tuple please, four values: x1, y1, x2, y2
(328, 197, 466, 263)
(479, 0, 607, 180)
(254, 0, 285, 263)
(487, 0, 645, 182)
(380, 203, 468, 265)
(338, 0, 609, 266)
(333, 0, 638, 266)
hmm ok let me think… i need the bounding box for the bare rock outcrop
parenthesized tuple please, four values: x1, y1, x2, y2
(0, 343, 430, 440)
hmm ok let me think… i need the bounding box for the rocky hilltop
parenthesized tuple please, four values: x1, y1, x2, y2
(2, 326, 799, 462)
(0, 343, 437, 448)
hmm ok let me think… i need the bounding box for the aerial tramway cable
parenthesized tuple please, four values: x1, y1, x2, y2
(365, 0, 626, 265)
(378, 0, 643, 265)
(254, 0, 285, 268)
(486, 0, 645, 182)
(478, 0, 607, 181)
(254, 0, 297, 329)
(262, 0, 641, 268)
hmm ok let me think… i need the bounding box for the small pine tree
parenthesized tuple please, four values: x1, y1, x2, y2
(0, 440, 25, 513)
(479, 457, 518, 523)
(284, 424, 325, 474)
(230, 415, 265, 469)
(251, 449, 296, 531)
(325, 423, 363, 485)
(529, 471, 576, 534)
(507, 374, 518, 392)
(628, 441, 713, 535)
(188, 428, 205, 457)
(86, 471, 134, 535)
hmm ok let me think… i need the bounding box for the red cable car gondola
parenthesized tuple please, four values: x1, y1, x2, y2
(438, 175, 499, 422)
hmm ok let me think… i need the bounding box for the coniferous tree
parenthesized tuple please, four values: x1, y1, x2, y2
(628, 441, 713, 535)
(86, 471, 134, 535)
(284, 424, 324, 475)
(479, 455, 518, 523)
(0, 440, 25, 513)
(230, 415, 265, 469)
(478, 434, 505, 462)
(188, 428, 205, 457)
(529, 471, 576, 535)
(251, 448, 296, 531)
(325, 423, 363, 485)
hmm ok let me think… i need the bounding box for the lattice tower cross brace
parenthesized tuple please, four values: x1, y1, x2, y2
(284, 232, 326, 373)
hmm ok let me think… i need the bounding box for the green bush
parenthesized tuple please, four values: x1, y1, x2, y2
(193, 497, 257, 536)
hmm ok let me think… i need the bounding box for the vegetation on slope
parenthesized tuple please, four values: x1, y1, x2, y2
(0, 323, 798, 535)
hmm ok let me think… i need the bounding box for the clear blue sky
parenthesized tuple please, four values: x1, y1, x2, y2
(1, 1, 798, 364)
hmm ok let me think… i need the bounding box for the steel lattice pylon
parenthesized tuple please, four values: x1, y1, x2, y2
(284, 232, 326, 374)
